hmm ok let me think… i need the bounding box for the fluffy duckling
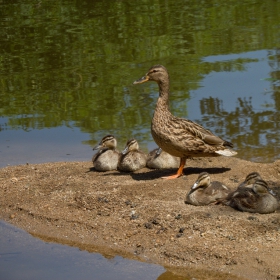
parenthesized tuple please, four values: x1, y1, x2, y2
(185, 172, 231, 206)
(117, 138, 147, 172)
(238, 172, 262, 188)
(224, 179, 278, 214)
(92, 135, 119, 171)
(146, 147, 180, 169)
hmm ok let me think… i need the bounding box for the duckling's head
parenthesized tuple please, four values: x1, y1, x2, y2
(133, 65, 168, 85)
(93, 135, 117, 151)
(122, 138, 139, 155)
(238, 172, 263, 188)
(252, 179, 271, 195)
(191, 172, 211, 190)
(245, 172, 262, 185)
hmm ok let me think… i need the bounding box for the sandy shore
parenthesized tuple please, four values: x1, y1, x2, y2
(1, 156, 280, 279)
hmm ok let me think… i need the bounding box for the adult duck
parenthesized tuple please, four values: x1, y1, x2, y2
(133, 65, 237, 179)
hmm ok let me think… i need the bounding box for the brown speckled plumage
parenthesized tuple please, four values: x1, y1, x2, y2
(134, 65, 237, 179)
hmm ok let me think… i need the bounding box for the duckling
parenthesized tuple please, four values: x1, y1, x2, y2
(238, 172, 263, 188)
(117, 138, 147, 172)
(238, 173, 279, 201)
(146, 147, 180, 169)
(185, 172, 231, 206)
(92, 135, 119, 171)
(265, 181, 280, 202)
(133, 65, 237, 179)
(224, 179, 278, 214)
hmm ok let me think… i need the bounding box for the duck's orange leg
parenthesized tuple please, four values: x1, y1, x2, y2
(162, 157, 186, 179)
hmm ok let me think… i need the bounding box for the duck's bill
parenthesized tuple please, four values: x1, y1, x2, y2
(133, 75, 149, 84)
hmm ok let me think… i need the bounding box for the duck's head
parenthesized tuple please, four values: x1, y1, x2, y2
(93, 135, 117, 151)
(122, 138, 139, 155)
(133, 65, 168, 85)
(191, 172, 211, 190)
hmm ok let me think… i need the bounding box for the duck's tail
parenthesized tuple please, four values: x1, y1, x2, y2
(215, 149, 237, 157)
(223, 140, 234, 148)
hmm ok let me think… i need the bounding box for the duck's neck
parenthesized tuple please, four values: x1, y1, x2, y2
(156, 80, 170, 110)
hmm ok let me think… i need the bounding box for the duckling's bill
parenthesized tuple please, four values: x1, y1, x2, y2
(93, 144, 102, 150)
(133, 75, 149, 84)
(269, 189, 276, 196)
(121, 146, 129, 155)
(191, 182, 199, 190)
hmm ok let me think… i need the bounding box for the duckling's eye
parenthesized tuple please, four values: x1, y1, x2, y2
(151, 69, 158, 73)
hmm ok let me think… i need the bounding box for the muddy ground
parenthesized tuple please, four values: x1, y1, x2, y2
(1, 156, 280, 280)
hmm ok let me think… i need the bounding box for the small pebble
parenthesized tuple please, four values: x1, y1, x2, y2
(175, 214, 182, 220)
(248, 216, 258, 221)
(179, 227, 185, 233)
(144, 223, 152, 229)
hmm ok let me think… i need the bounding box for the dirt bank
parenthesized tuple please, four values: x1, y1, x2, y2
(1, 156, 280, 279)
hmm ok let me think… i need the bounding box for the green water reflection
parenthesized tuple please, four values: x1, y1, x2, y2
(0, 0, 280, 162)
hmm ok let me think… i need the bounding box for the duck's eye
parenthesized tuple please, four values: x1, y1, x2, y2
(152, 69, 158, 73)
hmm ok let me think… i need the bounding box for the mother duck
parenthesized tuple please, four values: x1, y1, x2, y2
(133, 65, 237, 179)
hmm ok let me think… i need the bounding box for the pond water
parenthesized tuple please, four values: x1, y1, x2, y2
(0, 220, 165, 280)
(0, 220, 246, 280)
(0, 0, 279, 279)
(1, 0, 280, 167)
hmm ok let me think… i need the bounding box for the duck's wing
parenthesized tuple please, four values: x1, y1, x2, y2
(176, 117, 233, 148)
